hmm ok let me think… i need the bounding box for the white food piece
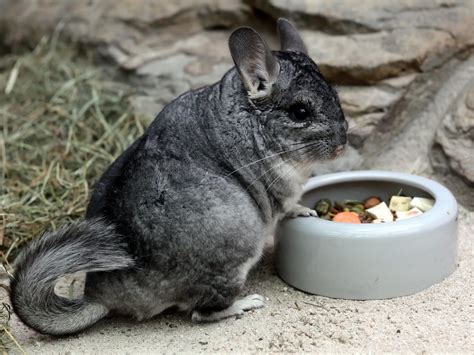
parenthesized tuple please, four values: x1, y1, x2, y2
(389, 196, 412, 211)
(410, 197, 435, 212)
(367, 202, 394, 222)
(372, 218, 384, 224)
(396, 207, 423, 220)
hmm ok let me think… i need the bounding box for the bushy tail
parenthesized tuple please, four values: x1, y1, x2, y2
(10, 218, 134, 336)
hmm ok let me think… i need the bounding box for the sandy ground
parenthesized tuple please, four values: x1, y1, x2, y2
(2, 207, 472, 354)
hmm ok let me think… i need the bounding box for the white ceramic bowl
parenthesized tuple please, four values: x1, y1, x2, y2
(275, 171, 458, 300)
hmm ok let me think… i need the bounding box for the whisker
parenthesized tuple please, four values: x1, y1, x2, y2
(244, 158, 289, 193)
(255, 159, 300, 211)
(263, 159, 299, 197)
(287, 139, 321, 147)
(224, 140, 324, 179)
(262, 141, 323, 196)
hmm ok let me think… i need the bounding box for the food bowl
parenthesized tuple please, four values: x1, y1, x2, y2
(275, 170, 458, 300)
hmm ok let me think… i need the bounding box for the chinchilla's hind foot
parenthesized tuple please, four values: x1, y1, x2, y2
(191, 294, 265, 322)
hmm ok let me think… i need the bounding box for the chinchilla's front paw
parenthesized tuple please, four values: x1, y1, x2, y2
(286, 204, 318, 218)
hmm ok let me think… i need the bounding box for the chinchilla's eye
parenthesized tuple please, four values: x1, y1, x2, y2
(289, 103, 310, 122)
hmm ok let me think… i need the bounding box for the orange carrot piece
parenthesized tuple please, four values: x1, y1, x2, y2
(332, 211, 361, 224)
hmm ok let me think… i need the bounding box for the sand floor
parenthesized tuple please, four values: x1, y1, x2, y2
(2, 208, 472, 354)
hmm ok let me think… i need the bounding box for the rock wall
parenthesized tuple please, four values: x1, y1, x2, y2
(1, 0, 473, 207)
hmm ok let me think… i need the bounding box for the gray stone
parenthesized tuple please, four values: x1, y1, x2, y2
(249, 0, 474, 47)
(347, 112, 386, 148)
(433, 83, 474, 185)
(380, 74, 418, 89)
(303, 28, 455, 84)
(360, 55, 474, 175)
(250, 0, 473, 84)
(337, 86, 402, 116)
(336, 85, 403, 147)
(0, 0, 251, 48)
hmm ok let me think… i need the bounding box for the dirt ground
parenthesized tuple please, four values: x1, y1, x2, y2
(3, 207, 472, 354)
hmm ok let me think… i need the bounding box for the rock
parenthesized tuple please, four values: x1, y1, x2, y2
(466, 88, 474, 110)
(250, 0, 473, 83)
(336, 85, 404, 147)
(303, 28, 455, 84)
(360, 55, 474, 174)
(0, 0, 251, 47)
(432, 82, 474, 185)
(337, 79, 416, 147)
(113, 29, 232, 72)
(380, 74, 418, 89)
(336, 85, 403, 147)
(347, 112, 386, 148)
(337, 86, 402, 116)
(0, 0, 242, 104)
(249, 0, 474, 48)
(132, 31, 233, 97)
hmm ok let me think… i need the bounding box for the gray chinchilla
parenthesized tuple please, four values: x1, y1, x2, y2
(10, 19, 347, 335)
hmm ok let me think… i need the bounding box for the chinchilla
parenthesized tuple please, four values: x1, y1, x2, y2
(10, 19, 347, 335)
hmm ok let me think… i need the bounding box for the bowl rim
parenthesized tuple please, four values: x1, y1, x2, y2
(289, 170, 458, 236)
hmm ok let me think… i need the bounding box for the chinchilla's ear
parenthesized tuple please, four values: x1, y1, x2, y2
(277, 18, 307, 55)
(229, 27, 280, 100)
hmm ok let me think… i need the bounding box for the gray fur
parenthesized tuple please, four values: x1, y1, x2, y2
(10, 19, 347, 336)
(10, 219, 133, 335)
(278, 18, 308, 55)
(229, 27, 280, 99)
(191, 294, 265, 322)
